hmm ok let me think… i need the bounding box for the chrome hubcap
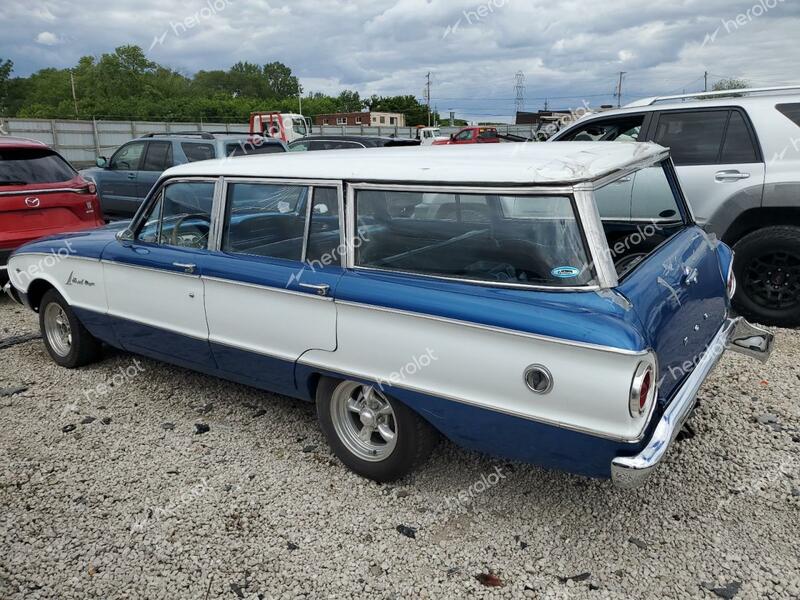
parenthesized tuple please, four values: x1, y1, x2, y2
(330, 381, 397, 462)
(44, 303, 72, 357)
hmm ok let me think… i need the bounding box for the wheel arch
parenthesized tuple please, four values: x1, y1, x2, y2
(25, 277, 61, 312)
(722, 206, 800, 246)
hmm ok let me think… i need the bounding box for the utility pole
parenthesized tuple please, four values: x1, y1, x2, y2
(70, 71, 78, 118)
(615, 71, 626, 108)
(425, 72, 431, 127)
(514, 71, 525, 115)
(704, 71, 708, 92)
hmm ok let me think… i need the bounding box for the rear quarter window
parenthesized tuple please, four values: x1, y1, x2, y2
(776, 103, 800, 127)
(0, 147, 76, 184)
(354, 190, 594, 287)
(181, 143, 216, 162)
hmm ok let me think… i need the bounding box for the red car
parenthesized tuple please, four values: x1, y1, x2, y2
(0, 137, 104, 283)
(432, 126, 500, 145)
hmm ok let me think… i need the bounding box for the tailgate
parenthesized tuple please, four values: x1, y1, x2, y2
(617, 226, 728, 403)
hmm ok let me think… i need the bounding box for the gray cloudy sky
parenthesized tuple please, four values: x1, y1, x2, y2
(2, 0, 799, 122)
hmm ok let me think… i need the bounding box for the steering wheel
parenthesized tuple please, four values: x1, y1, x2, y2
(169, 213, 210, 248)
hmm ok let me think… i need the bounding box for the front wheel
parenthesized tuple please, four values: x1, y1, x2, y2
(733, 226, 800, 327)
(39, 289, 102, 368)
(316, 378, 438, 482)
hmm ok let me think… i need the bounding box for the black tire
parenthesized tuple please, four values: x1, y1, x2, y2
(732, 226, 800, 327)
(316, 377, 438, 482)
(39, 289, 102, 368)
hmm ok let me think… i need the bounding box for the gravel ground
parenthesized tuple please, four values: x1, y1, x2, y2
(0, 294, 798, 600)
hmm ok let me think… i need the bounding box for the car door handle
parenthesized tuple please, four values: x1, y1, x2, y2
(127, 172, 136, 179)
(715, 170, 750, 182)
(298, 283, 330, 297)
(172, 262, 196, 274)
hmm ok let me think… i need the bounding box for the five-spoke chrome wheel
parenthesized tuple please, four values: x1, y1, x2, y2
(43, 302, 73, 357)
(330, 381, 397, 462)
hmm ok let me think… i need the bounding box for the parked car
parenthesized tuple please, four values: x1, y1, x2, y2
(81, 132, 286, 219)
(0, 137, 104, 284)
(416, 126, 448, 146)
(551, 86, 800, 327)
(288, 135, 420, 152)
(433, 126, 500, 145)
(3, 143, 773, 488)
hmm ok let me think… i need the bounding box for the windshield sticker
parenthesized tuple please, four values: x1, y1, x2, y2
(551, 266, 581, 279)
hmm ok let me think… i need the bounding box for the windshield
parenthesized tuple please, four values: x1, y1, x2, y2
(0, 147, 76, 185)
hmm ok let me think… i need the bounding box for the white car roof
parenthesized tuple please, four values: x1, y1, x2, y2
(164, 141, 668, 185)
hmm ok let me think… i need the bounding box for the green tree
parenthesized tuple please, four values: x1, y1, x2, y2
(263, 61, 299, 98)
(0, 58, 13, 114)
(712, 78, 750, 92)
(335, 90, 362, 112)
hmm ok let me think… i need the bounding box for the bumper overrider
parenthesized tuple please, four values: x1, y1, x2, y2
(611, 317, 774, 488)
(2, 281, 24, 305)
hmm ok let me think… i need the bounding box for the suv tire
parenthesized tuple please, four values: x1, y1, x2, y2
(732, 225, 800, 327)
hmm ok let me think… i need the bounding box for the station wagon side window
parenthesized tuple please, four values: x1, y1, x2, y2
(222, 183, 310, 261)
(354, 189, 594, 287)
(306, 187, 342, 264)
(594, 163, 685, 277)
(135, 181, 215, 249)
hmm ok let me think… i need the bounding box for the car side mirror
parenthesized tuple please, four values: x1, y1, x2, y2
(96, 156, 108, 168)
(116, 228, 134, 242)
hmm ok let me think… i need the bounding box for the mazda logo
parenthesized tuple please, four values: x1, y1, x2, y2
(25, 197, 40, 208)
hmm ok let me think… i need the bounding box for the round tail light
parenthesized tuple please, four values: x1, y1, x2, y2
(726, 265, 736, 299)
(629, 363, 655, 418)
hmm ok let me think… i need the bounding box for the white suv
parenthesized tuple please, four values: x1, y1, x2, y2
(552, 86, 800, 327)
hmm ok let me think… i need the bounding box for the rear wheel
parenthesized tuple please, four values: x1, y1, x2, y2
(316, 378, 438, 482)
(39, 289, 102, 368)
(733, 226, 800, 327)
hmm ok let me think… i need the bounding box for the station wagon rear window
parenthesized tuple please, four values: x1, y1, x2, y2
(354, 190, 594, 287)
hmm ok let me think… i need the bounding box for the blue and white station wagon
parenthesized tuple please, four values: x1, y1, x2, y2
(3, 142, 774, 488)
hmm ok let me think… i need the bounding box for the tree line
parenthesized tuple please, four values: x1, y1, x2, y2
(0, 45, 437, 125)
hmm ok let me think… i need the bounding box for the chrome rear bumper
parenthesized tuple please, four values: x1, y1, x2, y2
(2, 281, 23, 305)
(611, 317, 773, 489)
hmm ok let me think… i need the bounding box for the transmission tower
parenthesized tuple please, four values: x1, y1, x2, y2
(514, 71, 525, 114)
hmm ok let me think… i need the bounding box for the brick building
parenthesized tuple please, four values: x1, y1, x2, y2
(314, 111, 406, 127)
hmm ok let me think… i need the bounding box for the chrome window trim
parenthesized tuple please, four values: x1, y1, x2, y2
(202, 275, 334, 301)
(130, 176, 220, 242)
(577, 149, 671, 190)
(217, 177, 345, 266)
(301, 186, 314, 262)
(345, 181, 603, 290)
(208, 177, 226, 251)
(334, 299, 649, 356)
(573, 188, 619, 289)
